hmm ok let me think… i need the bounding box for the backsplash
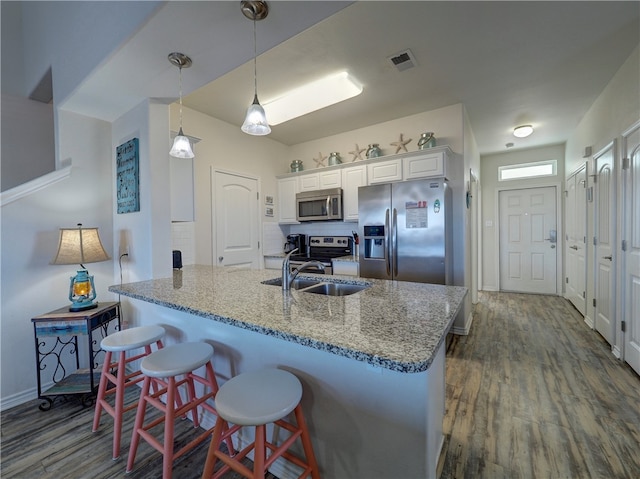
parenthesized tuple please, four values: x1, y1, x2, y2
(171, 222, 195, 266)
(262, 222, 287, 255)
(290, 222, 358, 240)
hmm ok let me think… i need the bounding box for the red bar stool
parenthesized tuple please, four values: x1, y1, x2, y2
(201, 369, 320, 479)
(92, 324, 166, 460)
(126, 341, 233, 479)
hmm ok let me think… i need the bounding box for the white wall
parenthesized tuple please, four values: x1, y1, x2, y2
(480, 144, 566, 291)
(0, 111, 113, 409)
(174, 105, 290, 265)
(565, 44, 639, 352)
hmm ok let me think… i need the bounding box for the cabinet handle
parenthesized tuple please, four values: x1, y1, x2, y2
(603, 255, 612, 261)
(570, 245, 578, 250)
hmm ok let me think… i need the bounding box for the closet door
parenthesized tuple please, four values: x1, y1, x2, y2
(593, 142, 616, 345)
(565, 165, 587, 315)
(622, 121, 640, 375)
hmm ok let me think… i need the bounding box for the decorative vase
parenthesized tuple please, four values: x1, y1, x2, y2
(328, 152, 342, 166)
(366, 144, 382, 159)
(417, 132, 436, 149)
(290, 160, 303, 172)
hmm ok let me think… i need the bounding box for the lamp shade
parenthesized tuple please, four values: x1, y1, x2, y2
(51, 225, 110, 265)
(169, 128, 195, 159)
(241, 94, 271, 136)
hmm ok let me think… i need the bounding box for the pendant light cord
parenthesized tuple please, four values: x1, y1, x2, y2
(178, 65, 184, 132)
(253, 18, 258, 97)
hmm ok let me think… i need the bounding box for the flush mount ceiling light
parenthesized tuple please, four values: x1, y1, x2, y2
(513, 125, 534, 138)
(168, 52, 195, 158)
(241, 0, 271, 136)
(263, 71, 363, 126)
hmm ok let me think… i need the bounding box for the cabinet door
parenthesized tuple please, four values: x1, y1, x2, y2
(403, 150, 446, 180)
(277, 177, 299, 223)
(298, 173, 320, 191)
(367, 159, 403, 184)
(319, 170, 342, 189)
(342, 165, 367, 222)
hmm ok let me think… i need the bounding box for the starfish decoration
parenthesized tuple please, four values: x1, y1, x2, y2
(348, 144, 367, 162)
(313, 152, 327, 168)
(390, 133, 412, 154)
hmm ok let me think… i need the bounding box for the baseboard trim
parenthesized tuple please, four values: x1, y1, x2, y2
(450, 310, 474, 335)
(584, 315, 594, 329)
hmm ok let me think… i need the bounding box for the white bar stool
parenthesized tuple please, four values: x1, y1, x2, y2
(201, 369, 320, 479)
(126, 341, 233, 479)
(92, 324, 166, 460)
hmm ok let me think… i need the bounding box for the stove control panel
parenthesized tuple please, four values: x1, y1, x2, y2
(308, 236, 352, 248)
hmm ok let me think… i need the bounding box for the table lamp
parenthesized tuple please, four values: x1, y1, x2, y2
(51, 223, 110, 312)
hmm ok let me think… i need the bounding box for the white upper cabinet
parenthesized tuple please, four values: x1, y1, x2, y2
(298, 173, 320, 192)
(342, 164, 367, 222)
(367, 158, 403, 184)
(319, 169, 342, 189)
(402, 149, 448, 180)
(277, 176, 299, 224)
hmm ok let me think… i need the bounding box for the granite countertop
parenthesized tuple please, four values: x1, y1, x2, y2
(109, 265, 466, 373)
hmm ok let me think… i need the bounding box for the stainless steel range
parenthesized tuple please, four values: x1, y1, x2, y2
(288, 235, 353, 275)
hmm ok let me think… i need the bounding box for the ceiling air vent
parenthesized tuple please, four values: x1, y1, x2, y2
(388, 49, 417, 72)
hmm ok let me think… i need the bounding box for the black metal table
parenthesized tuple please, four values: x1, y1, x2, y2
(31, 302, 120, 410)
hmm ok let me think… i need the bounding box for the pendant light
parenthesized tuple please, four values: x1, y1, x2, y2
(241, 1, 271, 136)
(168, 52, 195, 158)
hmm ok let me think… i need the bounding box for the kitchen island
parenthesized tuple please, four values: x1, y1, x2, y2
(109, 265, 466, 479)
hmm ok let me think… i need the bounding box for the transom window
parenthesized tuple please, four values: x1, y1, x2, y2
(498, 159, 557, 181)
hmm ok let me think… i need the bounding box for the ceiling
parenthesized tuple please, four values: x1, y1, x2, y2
(64, 2, 639, 156)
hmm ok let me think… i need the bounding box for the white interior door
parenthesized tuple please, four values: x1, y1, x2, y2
(594, 143, 616, 345)
(499, 187, 557, 294)
(565, 166, 587, 315)
(622, 121, 640, 374)
(213, 170, 260, 269)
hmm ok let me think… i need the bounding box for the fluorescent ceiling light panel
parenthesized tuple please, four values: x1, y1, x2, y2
(263, 71, 362, 125)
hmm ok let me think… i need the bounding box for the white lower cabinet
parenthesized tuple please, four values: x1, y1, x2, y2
(264, 256, 284, 270)
(342, 165, 367, 222)
(332, 260, 359, 276)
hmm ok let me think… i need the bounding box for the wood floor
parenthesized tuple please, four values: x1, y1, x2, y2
(1, 292, 639, 478)
(439, 292, 640, 479)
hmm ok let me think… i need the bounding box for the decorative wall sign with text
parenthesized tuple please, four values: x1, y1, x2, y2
(116, 138, 140, 214)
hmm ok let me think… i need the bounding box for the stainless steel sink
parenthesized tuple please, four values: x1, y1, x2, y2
(261, 277, 322, 289)
(262, 277, 370, 296)
(301, 282, 370, 296)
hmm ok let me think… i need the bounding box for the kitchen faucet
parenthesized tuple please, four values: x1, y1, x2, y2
(282, 249, 325, 291)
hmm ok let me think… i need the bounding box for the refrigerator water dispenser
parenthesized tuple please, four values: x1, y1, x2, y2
(363, 225, 386, 259)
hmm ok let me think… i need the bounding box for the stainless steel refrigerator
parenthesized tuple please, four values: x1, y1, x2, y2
(358, 178, 452, 284)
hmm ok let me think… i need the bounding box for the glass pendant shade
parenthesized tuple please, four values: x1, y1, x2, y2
(241, 94, 271, 136)
(169, 128, 195, 158)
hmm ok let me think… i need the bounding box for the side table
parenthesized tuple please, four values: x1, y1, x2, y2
(31, 301, 121, 410)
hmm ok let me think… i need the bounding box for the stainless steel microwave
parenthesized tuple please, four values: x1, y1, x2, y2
(296, 188, 343, 221)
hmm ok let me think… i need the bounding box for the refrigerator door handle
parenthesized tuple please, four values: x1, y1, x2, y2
(385, 208, 391, 276)
(392, 208, 398, 277)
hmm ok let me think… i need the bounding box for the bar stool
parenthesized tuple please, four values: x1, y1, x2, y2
(92, 324, 166, 460)
(126, 341, 233, 479)
(201, 369, 320, 479)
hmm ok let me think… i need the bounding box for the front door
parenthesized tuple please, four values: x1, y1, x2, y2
(499, 186, 557, 294)
(594, 143, 616, 345)
(622, 121, 640, 374)
(213, 170, 260, 269)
